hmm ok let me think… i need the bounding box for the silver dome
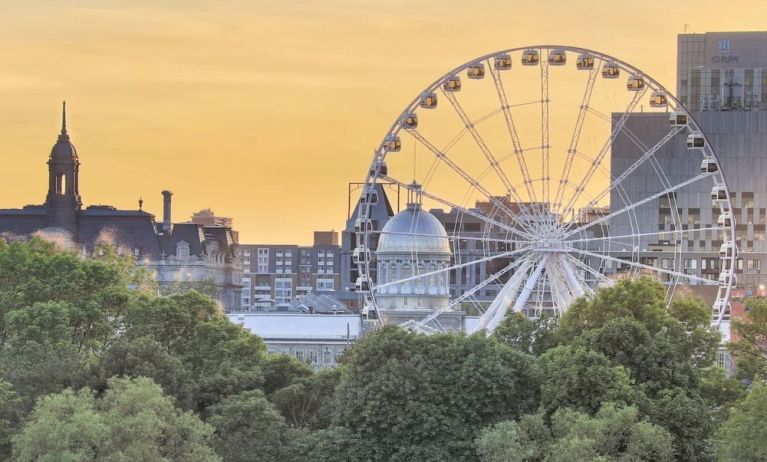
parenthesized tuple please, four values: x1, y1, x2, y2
(377, 204, 451, 255)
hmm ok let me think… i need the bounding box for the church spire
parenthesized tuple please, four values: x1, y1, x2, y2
(59, 101, 69, 141)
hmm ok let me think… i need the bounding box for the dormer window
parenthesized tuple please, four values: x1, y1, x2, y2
(176, 241, 190, 260)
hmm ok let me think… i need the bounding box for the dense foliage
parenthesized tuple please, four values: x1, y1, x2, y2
(0, 238, 763, 461)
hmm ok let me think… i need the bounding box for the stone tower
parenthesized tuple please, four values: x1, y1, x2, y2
(44, 102, 82, 235)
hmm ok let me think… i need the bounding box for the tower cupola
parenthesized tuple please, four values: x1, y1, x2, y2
(45, 101, 82, 235)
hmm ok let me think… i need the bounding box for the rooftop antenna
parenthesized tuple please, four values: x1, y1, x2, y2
(683, 24, 690, 33)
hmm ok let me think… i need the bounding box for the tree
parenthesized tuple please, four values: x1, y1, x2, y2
(730, 297, 767, 382)
(0, 239, 147, 412)
(12, 377, 219, 462)
(330, 327, 539, 462)
(206, 390, 287, 462)
(715, 380, 767, 461)
(477, 403, 675, 462)
(642, 387, 716, 461)
(96, 336, 194, 407)
(557, 278, 669, 342)
(260, 354, 313, 396)
(493, 312, 558, 356)
(0, 238, 147, 349)
(0, 380, 20, 460)
(283, 427, 372, 462)
(536, 345, 634, 415)
(271, 368, 341, 429)
(123, 291, 268, 411)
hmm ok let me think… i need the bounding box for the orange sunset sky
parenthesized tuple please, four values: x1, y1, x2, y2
(1, 0, 766, 244)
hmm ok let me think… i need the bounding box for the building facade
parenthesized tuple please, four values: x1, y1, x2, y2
(610, 32, 767, 293)
(238, 231, 341, 311)
(229, 313, 362, 368)
(0, 104, 242, 311)
(678, 31, 767, 112)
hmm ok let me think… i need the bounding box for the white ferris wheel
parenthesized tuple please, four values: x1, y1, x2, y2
(355, 45, 736, 334)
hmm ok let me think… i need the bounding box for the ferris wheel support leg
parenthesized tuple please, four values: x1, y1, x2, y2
(486, 255, 550, 332)
(546, 261, 572, 317)
(557, 253, 585, 299)
(473, 257, 533, 333)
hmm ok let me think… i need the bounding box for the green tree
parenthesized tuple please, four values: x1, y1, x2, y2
(0, 380, 20, 460)
(283, 427, 372, 462)
(260, 354, 313, 396)
(642, 387, 716, 461)
(12, 377, 219, 462)
(477, 403, 675, 462)
(96, 336, 194, 407)
(730, 297, 767, 382)
(123, 291, 268, 411)
(206, 390, 287, 462)
(536, 345, 633, 415)
(0, 239, 146, 411)
(271, 368, 341, 429)
(557, 278, 669, 342)
(493, 312, 558, 356)
(0, 238, 148, 348)
(330, 327, 539, 462)
(715, 380, 767, 461)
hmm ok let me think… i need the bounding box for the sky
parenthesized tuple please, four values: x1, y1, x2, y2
(0, 0, 766, 244)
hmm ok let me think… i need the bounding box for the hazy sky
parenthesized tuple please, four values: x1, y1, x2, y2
(1, 0, 765, 244)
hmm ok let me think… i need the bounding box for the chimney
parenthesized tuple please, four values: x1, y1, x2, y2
(161, 190, 173, 233)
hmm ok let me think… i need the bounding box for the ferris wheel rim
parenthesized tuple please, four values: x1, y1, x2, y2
(356, 44, 737, 332)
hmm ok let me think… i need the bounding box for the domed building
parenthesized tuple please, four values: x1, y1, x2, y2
(374, 184, 463, 331)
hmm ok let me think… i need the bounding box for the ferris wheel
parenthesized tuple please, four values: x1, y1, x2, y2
(355, 45, 736, 334)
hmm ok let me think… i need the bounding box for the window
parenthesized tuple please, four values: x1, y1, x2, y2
(742, 192, 755, 209)
(275, 278, 293, 304)
(257, 249, 269, 273)
(316, 278, 335, 291)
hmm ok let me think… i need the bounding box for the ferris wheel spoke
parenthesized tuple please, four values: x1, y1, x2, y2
(380, 174, 535, 240)
(569, 247, 720, 286)
(405, 129, 536, 232)
(373, 246, 531, 292)
(563, 172, 712, 239)
(540, 53, 550, 204)
(423, 256, 529, 330)
(561, 88, 646, 216)
(439, 88, 537, 221)
(567, 127, 684, 220)
(567, 226, 729, 245)
(487, 60, 537, 202)
(554, 67, 598, 212)
(564, 253, 612, 290)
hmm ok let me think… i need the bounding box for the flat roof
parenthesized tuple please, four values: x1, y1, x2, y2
(228, 312, 362, 340)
